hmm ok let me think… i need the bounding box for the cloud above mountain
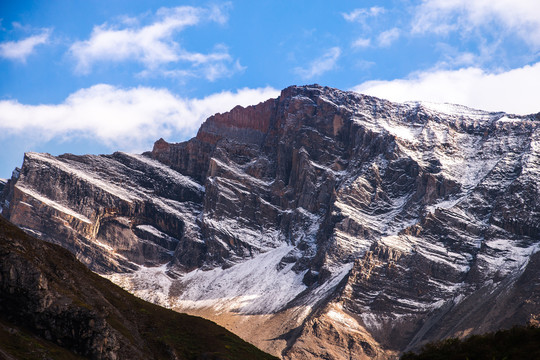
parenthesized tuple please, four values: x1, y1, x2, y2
(0, 85, 279, 150)
(68, 4, 241, 80)
(353, 62, 540, 115)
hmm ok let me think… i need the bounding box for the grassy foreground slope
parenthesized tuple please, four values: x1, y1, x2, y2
(401, 325, 540, 360)
(0, 216, 277, 360)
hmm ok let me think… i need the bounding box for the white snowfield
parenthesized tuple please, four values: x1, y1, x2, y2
(107, 244, 353, 317)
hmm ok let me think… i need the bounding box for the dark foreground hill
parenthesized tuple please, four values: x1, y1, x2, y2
(401, 325, 540, 360)
(0, 216, 277, 360)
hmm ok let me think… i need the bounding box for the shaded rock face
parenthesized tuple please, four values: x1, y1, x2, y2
(1, 152, 203, 273)
(0, 178, 6, 194)
(2, 85, 540, 359)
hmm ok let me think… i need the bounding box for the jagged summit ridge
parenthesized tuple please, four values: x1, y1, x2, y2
(2, 84, 540, 359)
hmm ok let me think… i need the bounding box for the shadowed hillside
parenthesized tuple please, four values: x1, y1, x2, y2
(0, 216, 278, 360)
(401, 325, 540, 360)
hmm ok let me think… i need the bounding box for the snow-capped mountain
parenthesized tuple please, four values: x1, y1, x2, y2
(2, 85, 540, 359)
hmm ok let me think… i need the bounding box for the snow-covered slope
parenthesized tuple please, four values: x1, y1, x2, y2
(2, 85, 540, 359)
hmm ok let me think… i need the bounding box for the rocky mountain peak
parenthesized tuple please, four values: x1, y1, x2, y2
(152, 137, 170, 152)
(2, 85, 540, 359)
(197, 97, 277, 146)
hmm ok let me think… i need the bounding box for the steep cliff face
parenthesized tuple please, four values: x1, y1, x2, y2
(1, 152, 203, 273)
(2, 85, 540, 359)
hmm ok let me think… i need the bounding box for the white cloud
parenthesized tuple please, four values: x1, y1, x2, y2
(377, 28, 400, 47)
(0, 29, 51, 62)
(0, 85, 279, 151)
(352, 62, 540, 115)
(352, 38, 371, 49)
(343, 7, 385, 22)
(413, 0, 540, 49)
(69, 4, 239, 79)
(294, 47, 341, 79)
(138, 47, 246, 82)
(200, 59, 246, 82)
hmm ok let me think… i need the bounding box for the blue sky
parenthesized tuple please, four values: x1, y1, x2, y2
(1, 0, 540, 178)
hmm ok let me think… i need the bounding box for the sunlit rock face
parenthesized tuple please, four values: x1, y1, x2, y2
(3, 85, 540, 359)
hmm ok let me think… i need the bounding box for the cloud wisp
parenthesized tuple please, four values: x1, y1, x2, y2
(342, 7, 385, 23)
(69, 4, 241, 80)
(0, 29, 51, 62)
(413, 0, 540, 49)
(0, 85, 279, 151)
(377, 28, 400, 47)
(352, 62, 540, 115)
(294, 47, 341, 80)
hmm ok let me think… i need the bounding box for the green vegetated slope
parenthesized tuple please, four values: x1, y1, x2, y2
(0, 317, 87, 360)
(401, 325, 540, 360)
(0, 216, 278, 360)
